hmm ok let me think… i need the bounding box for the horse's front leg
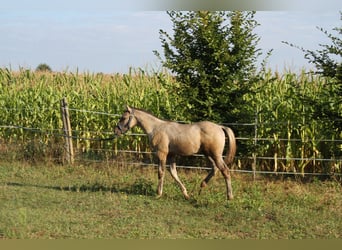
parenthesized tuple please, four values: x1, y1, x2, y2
(156, 151, 167, 198)
(169, 156, 189, 199)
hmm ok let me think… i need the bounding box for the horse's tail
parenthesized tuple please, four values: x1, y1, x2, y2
(221, 126, 236, 165)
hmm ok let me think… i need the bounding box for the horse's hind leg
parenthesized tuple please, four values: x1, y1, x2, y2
(213, 156, 233, 200)
(199, 156, 218, 194)
(169, 157, 189, 199)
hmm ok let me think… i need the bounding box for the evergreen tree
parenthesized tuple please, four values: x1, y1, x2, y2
(154, 11, 262, 122)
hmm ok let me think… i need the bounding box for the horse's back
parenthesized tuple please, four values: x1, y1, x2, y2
(152, 120, 225, 156)
(195, 121, 226, 155)
(151, 122, 200, 155)
(196, 121, 224, 136)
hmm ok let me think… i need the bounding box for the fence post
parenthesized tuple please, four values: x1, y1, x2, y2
(60, 97, 74, 164)
(252, 111, 258, 180)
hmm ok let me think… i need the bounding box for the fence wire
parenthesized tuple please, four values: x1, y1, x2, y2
(0, 106, 341, 177)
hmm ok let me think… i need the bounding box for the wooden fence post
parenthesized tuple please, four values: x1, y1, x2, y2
(60, 97, 74, 164)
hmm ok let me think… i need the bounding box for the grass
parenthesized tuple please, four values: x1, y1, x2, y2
(0, 161, 341, 239)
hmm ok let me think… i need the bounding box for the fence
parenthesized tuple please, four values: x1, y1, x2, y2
(0, 98, 341, 178)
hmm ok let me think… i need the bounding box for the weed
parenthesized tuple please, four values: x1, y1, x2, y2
(130, 178, 155, 196)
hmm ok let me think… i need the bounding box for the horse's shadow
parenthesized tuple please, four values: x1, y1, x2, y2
(5, 181, 224, 208)
(5, 179, 156, 197)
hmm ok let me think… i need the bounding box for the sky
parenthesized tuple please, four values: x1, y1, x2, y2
(0, 1, 341, 74)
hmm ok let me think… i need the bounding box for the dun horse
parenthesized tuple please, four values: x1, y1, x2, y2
(114, 106, 236, 200)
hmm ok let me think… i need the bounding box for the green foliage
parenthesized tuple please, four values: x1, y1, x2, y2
(154, 11, 262, 122)
(35, 63, 52, 72)
(283, 12, 341, 80)
(282, 12, 342, 124)
(0, 67, 340, 173)
(242, 70, 341, 173)
(0, 68, 185, 162)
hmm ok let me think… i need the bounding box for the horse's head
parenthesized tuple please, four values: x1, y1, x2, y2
(114, 106, 137, 136)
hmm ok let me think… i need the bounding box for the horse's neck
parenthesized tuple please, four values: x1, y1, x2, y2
(134, 110, 164, 134)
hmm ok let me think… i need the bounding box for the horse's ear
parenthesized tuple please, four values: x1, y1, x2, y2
(126, 105, 132, 113)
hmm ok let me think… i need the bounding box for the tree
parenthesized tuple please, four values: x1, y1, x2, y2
(283, 12, 342, 133)
(283, 12, 342, 131)
(283, 12, 341, 85)
(154, 11, 262, 122)
(36, 63, 52, 72)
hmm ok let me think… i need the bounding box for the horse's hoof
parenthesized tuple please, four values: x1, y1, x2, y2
(200, 181, 207, 188)
(184, 194, 190, 200)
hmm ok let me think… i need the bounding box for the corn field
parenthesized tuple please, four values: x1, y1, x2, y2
(0, 67, 341, 175)
(243, 70, 341, 174)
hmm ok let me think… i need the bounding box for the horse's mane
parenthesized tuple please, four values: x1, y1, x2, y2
(132, 107, 190, 124)
(132, 107, 176, 123)
(132, 107, 155, 116)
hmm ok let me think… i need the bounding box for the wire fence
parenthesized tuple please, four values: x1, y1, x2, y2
(0, 105, 341, 177)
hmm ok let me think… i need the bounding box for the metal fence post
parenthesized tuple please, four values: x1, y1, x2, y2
(252, 111, 258, 180)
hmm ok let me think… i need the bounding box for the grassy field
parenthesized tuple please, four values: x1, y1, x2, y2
(0, 161, 341, 239)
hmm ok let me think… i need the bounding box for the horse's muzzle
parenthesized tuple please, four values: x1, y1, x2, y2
(114, 126, 123, 136)
(114, 124, 129, 136)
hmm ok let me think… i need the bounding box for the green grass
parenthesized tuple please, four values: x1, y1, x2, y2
(0, 161, 341, 239)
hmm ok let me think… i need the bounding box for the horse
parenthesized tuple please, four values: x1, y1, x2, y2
(114, 106, 236, 200)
